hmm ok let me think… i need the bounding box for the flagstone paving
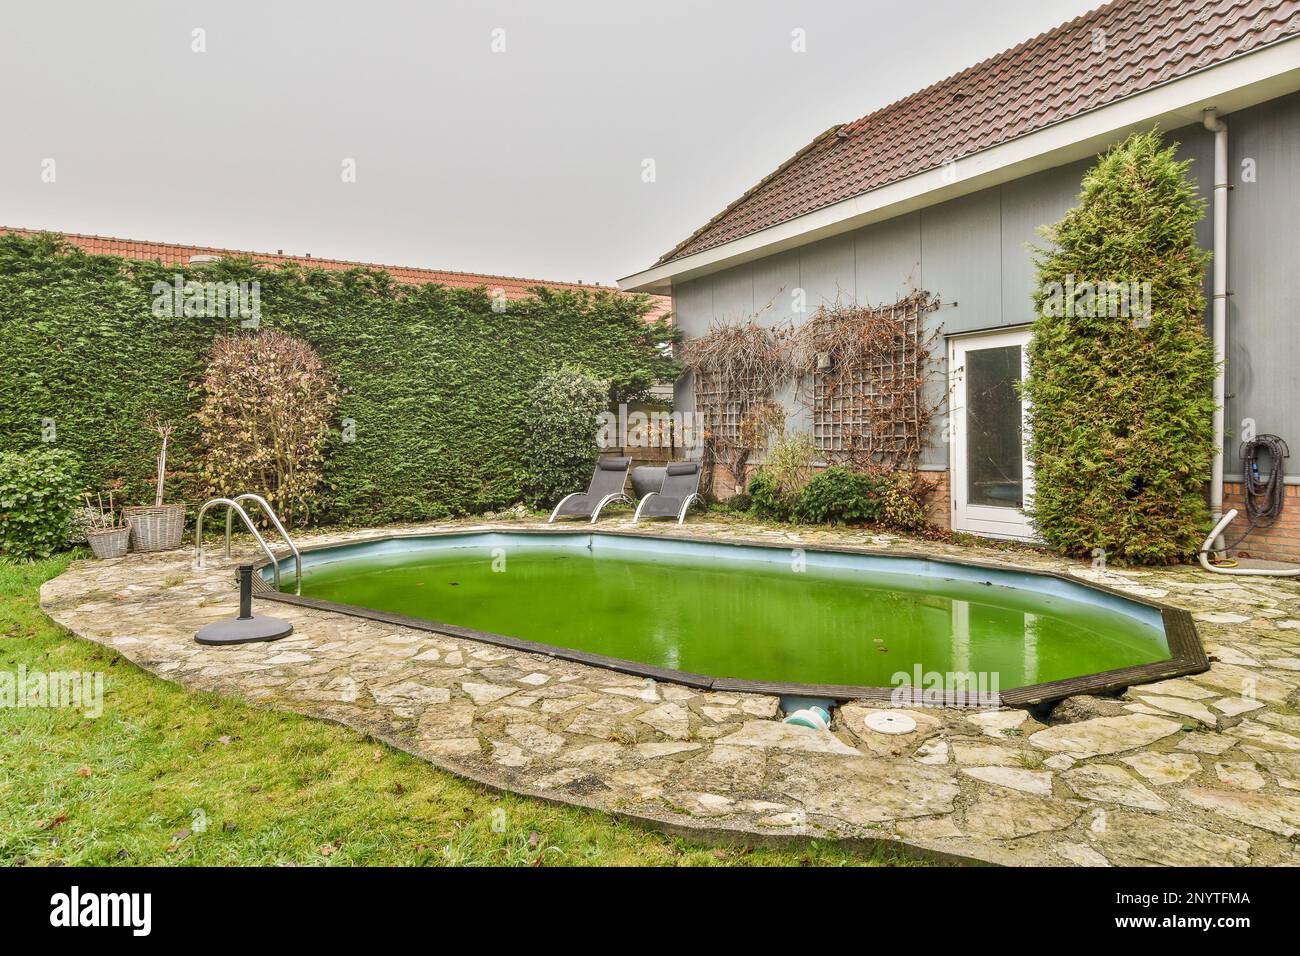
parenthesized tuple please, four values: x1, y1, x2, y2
(38, 517, 1300, 866)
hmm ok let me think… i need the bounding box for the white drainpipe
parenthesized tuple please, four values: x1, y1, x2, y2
(1203, 108, 1228, 548)
(1196, 112, 1298, 577)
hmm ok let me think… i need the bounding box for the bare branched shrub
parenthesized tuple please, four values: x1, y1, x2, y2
(679, 320, 791, 398)
(790, 292, 943, 472)
(679, 320, 792, 494)
(196, 329, 338, 526)
(737, 399, 786, 455)
(680, 294, 943, 521)
(764, 431, 819, 498)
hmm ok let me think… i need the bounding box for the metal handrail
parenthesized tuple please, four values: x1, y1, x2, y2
(224, 493, 302, 590)
(194, 498, 296, 593)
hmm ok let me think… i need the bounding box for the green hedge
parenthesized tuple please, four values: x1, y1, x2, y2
(521, 365, 611, 507)
(0, 233, 676, 525)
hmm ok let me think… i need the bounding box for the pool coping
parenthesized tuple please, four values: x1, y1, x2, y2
(249, 527, 1209, 708)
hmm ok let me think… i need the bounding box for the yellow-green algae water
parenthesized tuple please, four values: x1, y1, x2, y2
(282, 536, 1170, 690)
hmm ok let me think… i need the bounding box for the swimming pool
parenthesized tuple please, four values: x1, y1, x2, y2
(254, 530, 1206, 706)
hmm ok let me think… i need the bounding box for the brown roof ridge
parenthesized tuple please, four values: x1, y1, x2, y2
(653, 0, 1300, 266)
(654, 124, 846, 264)
(653, 2, 1116, 267)
(1, 225, 621, 293)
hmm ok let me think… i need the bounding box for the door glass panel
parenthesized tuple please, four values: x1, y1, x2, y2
(965, 345, 1023, 509)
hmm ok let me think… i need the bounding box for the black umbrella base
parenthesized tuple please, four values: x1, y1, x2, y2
(195, 616, 294, 646)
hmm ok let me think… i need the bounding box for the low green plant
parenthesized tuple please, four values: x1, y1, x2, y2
(0, 447, 80, 560)
(726, 491, 752, 512)
(764, 432, 819, 497)
(746, 470, 793, 521)
(520, 365, 611, 507)
(746, 432, 820, 521)
(878, 470, 933, 531)
(794, 467, 884, 525)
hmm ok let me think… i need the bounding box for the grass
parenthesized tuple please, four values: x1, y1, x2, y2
(0, 554, 922, 867)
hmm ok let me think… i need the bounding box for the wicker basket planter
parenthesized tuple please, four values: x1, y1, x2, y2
(122, 504, 186, 552)
(86, 525, 132, 560)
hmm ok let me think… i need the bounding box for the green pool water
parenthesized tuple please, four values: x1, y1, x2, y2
(280, 535, 1171, 691)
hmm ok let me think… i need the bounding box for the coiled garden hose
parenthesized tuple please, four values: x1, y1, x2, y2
(1241, 434, 1290, 529)
(1199, 435, 1297, 576)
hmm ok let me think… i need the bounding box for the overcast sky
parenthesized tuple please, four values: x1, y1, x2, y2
(2, 0, 1102, 285)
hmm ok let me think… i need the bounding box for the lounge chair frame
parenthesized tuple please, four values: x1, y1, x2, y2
(632, 491, 702, 525)
(549, 491, 632, 524)
(547, 456, 632, 523)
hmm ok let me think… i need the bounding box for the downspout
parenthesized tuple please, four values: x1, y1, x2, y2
(1197, 110, 1300, 578)
(1203, 108, 1228, 550)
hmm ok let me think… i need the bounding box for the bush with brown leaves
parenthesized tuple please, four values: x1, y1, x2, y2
(195, 330, 338, 526)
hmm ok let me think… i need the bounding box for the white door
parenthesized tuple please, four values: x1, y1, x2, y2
(949, 328, 1035, 541)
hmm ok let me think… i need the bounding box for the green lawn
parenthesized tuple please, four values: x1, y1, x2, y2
(0, 555, 920, 867)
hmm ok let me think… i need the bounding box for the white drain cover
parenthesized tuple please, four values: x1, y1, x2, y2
(863, 711, 917, 735)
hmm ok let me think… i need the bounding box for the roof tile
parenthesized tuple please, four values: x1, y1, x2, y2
(659, 0, 1300, 265)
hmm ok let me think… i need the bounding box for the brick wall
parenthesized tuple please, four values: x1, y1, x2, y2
(923, 469, 951, 531)
(708, 462, 745, 499)
(1220, 481, 1300, 562)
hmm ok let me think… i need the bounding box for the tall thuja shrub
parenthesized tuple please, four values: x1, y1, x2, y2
(1023, 131, 1216, 563)
(520, 365, 610, 507)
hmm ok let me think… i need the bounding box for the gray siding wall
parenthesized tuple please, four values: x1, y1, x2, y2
(673, 93, 1300, 477)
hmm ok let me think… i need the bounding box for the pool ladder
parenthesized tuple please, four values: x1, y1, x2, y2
(194, 493, 302, 594)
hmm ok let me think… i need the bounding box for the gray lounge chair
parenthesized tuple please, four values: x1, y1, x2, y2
(548, 456, 632, 523)
(633, 460, 703, 525)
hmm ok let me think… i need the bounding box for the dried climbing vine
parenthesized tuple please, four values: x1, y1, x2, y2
(790, 292, 943, 472)
(681, 292, 943, 495)
(679, 320, 792, 494)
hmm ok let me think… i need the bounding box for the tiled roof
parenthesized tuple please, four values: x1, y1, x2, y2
(659, 0, 1300, 264)
(1, 226, 670, 319)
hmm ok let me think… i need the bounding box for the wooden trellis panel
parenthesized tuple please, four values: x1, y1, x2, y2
(695, 370, 766, 444)
(809, 296, 933, 468)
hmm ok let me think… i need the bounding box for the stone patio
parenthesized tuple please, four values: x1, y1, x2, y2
(39, 516, 1300, 866)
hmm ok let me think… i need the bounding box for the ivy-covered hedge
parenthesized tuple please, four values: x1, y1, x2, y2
(0, 233, 676, 525)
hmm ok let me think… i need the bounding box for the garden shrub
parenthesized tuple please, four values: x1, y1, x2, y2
(1022, 131, 1216, 563)
(763, 432, 819, 498)
(878, 470, 933, 531)
(520, 365, 611, 507)
(195, 330, 338, 526)
(0, 447, 80, 560)
(746, 470, 793, 521)
(794, 467, 884, 525)
(0, 233, 676, 524)
(725, 492, 752, 512)
(746, 432, 819, 522)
